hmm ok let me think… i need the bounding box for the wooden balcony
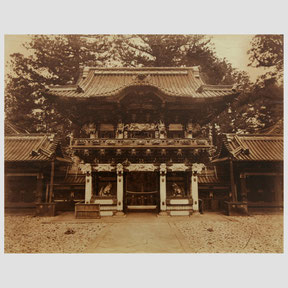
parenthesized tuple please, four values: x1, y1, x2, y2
(71, 138, 210, 149)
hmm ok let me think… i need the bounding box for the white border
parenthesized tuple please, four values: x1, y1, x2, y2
(0, 1, 287, 288)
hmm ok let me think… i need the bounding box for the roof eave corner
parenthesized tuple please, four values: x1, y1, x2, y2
(79, 66, 90, 81)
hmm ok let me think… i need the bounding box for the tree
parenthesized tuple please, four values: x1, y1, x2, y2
(114, 34, 244, 85)
(5, 35, 112, 133)
(248, 34, 283, 84)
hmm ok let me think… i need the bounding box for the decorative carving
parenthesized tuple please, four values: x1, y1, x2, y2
(152, 139, 161, 145)
(93, 164, 114, 172)
(79, 163, 92, 174)
(131, 149, 136, 156)
(181, 139, 190, 145)
(125, 123, 157, 131)
(170, 163, 189, 172)
(192, 163, 205, 175)
(82, 122, 96, 135)
(172, 183, 184, 197)
(125, 163, 157, 172)
(122, 159, 131, 167)
(146, 149, 152, 156)
(117, 163, 123, 175)
(116, 122, 124, 139)
(98, 183, 113, 197)
(160, 163, 167, 175)
(106, 140, 116, 145)
(158, 120, 166, 138)
(77, 139, 86, 145)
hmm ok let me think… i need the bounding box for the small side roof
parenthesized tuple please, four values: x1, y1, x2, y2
(5, 121, 30, 135)
(5, 134, 66, 162)
(213, 134, 283, 162)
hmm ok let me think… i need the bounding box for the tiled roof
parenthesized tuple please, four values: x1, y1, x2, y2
(5, 134, 61, 162)
(63, 175, 85, 185)
(5, 121, 30, 135)
(47, 67, 237, 99)
(261, 120, 283, 135)
(198, 174, 221, 184)
(217, 134, 283, 161)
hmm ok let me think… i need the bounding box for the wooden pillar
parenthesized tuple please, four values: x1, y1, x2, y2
(159, 164, 167, 213)
(191, 171, 199, 211)
(85, 164, 92, 203)
(116, 163, 124, 213)
(229, 159, 237, 202)
(5, 175, 10, 204)
(191, 163, 205, 212)
(240, 173, 247, 202)
(36, 173, 44, 203)
(275, 174, 283, 204)
(49, 160, 55, 203)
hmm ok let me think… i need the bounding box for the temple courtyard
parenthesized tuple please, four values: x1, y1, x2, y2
(4, 212, 283, 253)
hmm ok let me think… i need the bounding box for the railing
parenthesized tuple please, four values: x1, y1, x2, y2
(71, 138, 210, 148)
(126, 190, 159, 207)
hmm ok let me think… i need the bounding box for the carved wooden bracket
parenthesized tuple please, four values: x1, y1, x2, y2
(191, 163, 205, 175)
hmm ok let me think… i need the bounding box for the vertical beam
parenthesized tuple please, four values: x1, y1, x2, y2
(36, 173, 44, 203)
(275, 174, 283, 204)
(191, 163, 205, 212)
(240, 173, 247, 202)
(49, 160, 55, 203)
(116, 163, 124, 212)
(159, 164, 167, 213)
(229, 159, 237, 202)
(45, 183, 49, 202)
(191, 171, 199, 211)
(4, 174, 10, 204)
(85, 164, 92, 203)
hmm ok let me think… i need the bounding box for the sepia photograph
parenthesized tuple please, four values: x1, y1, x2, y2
(3, 34, 283, 254)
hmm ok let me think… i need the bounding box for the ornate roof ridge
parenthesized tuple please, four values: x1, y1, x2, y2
(81, 66, 200, 70)
(225, 133, 283, 139)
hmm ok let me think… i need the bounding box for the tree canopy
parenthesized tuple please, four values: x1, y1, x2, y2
(248, 34, 283, 83)
(213, 35, 283, 137)
(5, 35, 112, 133)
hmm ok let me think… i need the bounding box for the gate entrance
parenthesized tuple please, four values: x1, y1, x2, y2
(124, 172, 159, 212)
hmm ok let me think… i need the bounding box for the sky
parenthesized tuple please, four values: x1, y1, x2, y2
(4, 34, 265, 82)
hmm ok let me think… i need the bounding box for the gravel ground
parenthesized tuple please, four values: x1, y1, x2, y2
(5, 214, 283, 253)
(176, 214, 283, 253)
(5, 215, 107, 253)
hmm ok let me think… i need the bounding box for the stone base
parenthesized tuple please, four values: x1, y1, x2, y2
(225, 201, 248, 216)
(114, 211, 126, 217)
(35, 203, 56, 217)
(192, 211, 200, 215)
(169, 210, 191, 216)
(157, 211, 169, 217)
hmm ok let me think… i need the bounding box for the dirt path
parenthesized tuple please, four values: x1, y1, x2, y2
(84, 221, 189, 253)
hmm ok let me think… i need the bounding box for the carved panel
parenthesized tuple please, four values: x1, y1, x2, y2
(93, 164, 115, 172)
(192, 163, 205, 174)
(160, 163, 167, 174)
(169, 163, 189, 172)
(125, 163, 157, 172)
(79, 163, 92, 174)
